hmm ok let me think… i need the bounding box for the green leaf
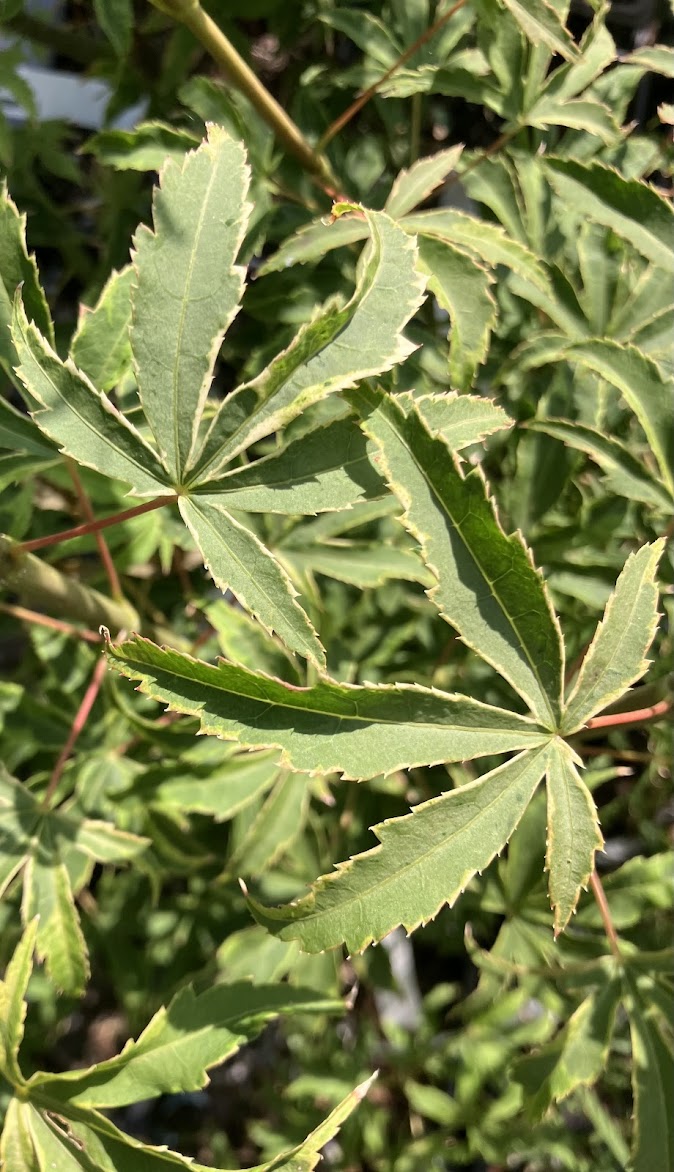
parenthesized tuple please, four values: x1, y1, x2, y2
(524, 418, 673, 510)
(0, 1100, 41, 1171)
(179, 498, 326, 667)
(93, 0, 132, 57)
(142, 749, 279, 822)
(0, 394, 55, 458)
(351, 387, 564, 726)
(403, 207, 549, 286)
(106, 635, 550, 781)
(247, 747, 549, 952)
(131, 124, 251, 481)
(545, 158, 674, 273)
(562, 541, 664, 734)
(627, 989, 674, 1172)
(515, 338, 674, 497)
(199, 418, 384, 513)
(385, 146, 464, 219)
(622, 44, 674, 78)
(545, 738, 603, 935)
(513, 980, 620, 1119)
(70, 267, 134, 392)
(32, 982, 342, 1108)
(204, 598, 301, 680)
(257, 217, 369, 276)
(84, 122, 200, 171)
(528, 97, 621, 144)
(403, 391, 512, 449)
(0, 182, 53, 377)
(0, 918, 38, 1085)
(417, 236, 496, 390)
(227, 770, 309, 877)
(0, 768, 147, 996)
(282, 543, 433, 589)
(191, 209, 426, 482)
(260, 1074, 376, 1171)
(22, 857, 89, 996)
(500, 0, 577, 60)
(12, 298, 170, 496)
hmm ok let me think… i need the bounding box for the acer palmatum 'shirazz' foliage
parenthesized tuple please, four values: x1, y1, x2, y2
(0, 0, 672, 1167)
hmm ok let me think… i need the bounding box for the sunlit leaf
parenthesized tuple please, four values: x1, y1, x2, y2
(248, 747, 549, 952)
(106, 635, 550, 781)
(562, 541, 664, 733)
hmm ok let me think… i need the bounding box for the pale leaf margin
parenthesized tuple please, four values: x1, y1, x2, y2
(246, 746, 551, 954)
(562, 540, 665, 734)
(545, 738, 603, 936)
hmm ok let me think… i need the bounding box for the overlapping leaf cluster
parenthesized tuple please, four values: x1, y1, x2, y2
(0, 0, 672, 1167)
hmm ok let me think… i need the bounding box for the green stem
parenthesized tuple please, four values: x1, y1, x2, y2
(149, 0, 337, 189)
(0, 535, 139, 635)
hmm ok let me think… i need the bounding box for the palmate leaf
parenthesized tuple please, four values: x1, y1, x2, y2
(527, 97, 621, 144)
(11, 299, 170, 497)
(30, 982, 342, 1108)
(131, 123, 251, 482)
(198, 417, 384, 514)
(513, 336, 674, 497)
(512, 979, 620, 1121)
(1, 1079, 374, 1172)
(0, 767, 148, 995)
(190, 208, 426, 483)
(0, 182, 53, 379)
(545, 158, 674, 273)
(0, 925, 368, 1172)
(417, 236, 496, 390)
(105, 635, 550, 781)
(524, 419, 673, 510)
(562, 542, 664, 734)
(179, 498, 326, 667)
(402, 208, 549, 287)
(248, 746, 550, 953)
(545, 739, 603, 935)
(70, 266, 134, 392)
(350, 387, 564, 727)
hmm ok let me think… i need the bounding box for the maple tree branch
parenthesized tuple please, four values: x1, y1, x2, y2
(18, 496, 177, 555)
(42, 654, 109, 808)
(0, 600, 101, 645)
(589, 871, 622, 963)
(319, 0, 468, 149)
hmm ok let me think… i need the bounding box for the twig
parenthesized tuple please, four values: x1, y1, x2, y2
(585, 699, 670, 731)
(42, 654, 109, 808)
(319, 0, 468, 149)
(589, 871, 622, 963)
(67, 460, 123, 601)
(150, 0, 337, 189)
(18, 495, 177, 555)
(0, 600, 101, 645)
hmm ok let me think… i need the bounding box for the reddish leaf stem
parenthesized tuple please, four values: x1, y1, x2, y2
(585, 699, 670, 730)
(42, 653, 108, 808)
(18, 495, 177, 555)
(67, 460, 123, 600)
(318, 0, 468, 148)
(0, 600, 101, 645)
(589, 871, 622, 963)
